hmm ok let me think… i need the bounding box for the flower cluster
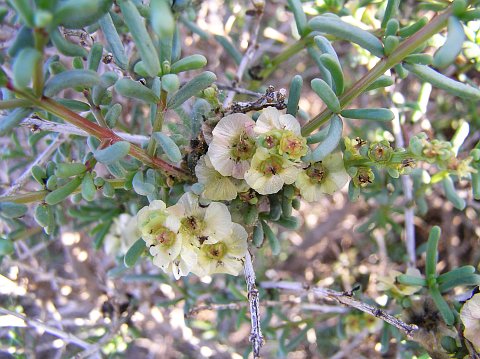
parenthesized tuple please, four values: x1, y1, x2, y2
(195, 107, 349, 201)
(136, 192, 248, 279)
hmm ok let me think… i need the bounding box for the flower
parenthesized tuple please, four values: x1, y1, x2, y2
(254, 106, 301, 135)
(377, 268, 424, 296)
(168, 192, 234, 244)
(352, 167, 375, 187)
(460, 292, 480, 351)
(104, 213, 140, 257)
(295, 152, 349, 201)
(244, 147, 301, 195)
(194, 223, 248, 276)
(255, 107, 307, 161)
(207, 113, 256, 179)
(136, 200, 195, 279)
(195, 155, 240, 201)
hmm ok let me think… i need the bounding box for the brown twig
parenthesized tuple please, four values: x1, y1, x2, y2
(225, 85, 287, 114)
(260, 281, 418, 336)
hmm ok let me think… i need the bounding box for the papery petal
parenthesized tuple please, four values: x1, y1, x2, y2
(255, 107, 281, 134)
(278, 113, 301, 134)
(204, 202, 233, 239)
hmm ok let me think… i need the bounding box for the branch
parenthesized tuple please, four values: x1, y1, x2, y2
(21, 117, 148, 144)
(0, 307, 91, 349)
(223, 1, 265, 107)
(301, 6, 453, 136)
(260, 281, 418, 336)
(225, 85, 287, 114)
(244, 250, 264, 358)
(6, 82, 191, 180)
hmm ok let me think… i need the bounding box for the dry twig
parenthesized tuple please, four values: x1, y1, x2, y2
(261, 281, 418, 336)
(244, 250, 264, 358)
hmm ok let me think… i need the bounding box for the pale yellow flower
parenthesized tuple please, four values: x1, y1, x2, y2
(254, 106, 301, 135)
(255, 107, 307, 161)
(460, 292, 480, 351)
(168, 192, 233, 244)
(194, 223, 248, 276)
(137, 200, 196, 279)
(377, 268, 424, 296)
(244, 147, 301, 195)
(207, 113, 256, 179)
(295, 152, 349, 202)
(195, 155, 239, 201)
(104, 214, 140, 257)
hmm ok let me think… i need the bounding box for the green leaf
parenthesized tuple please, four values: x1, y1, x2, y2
(115, 78, 160, 104)
(87, 43, 103, 72)
(340, 108, 394, 121)
(150, 0, 175, 38)
(287, 75, 303, 116)
(94, 141, 131, 164)
(153, 132, 182, 163)
(105, 103, 122, 128)
(0, 108, 32, 136)
(81, 172, 96, 201)
(132, 171, 155, 196)
(365, 75, 394, 91)
(433, 16, 464, 69)
(167, 71, 216, 109)
(45, 176, 83, 205)
(311, 78, 340, 113)
(124, 238, 146, 267)
(439, 273, 480, 293)
(319, 53, 344, 95)
(429, 285, 454, 325)
(442, 176, 466, 210)
(0, 202, 28, 218)
(98, 13, 129, 70)
(34, 204, 50, 227)
(425, 226, 441, 281)
(13, 48, 42, 89)
(50, 28, 88, 58)
(308, 16, 384, 57)
(171, 55, 207, 74)
(54, 0, 113, 29)
(0, 239, 14, 256)
(55, 163, 87, 178)
(253, 224, 264, 247)
(404, 63, 480, 100)
(44, 70, 100, 97)
(287, 0, 307, 35)
(396, 274, 427, 287)
(303, 115, 343, 162)
(119, 0, 160, 77)
(398, 17, 428, 37)
(261, 221, 280, 255)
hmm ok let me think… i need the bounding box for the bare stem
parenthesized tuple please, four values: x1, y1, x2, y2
(261, 281, 418, 336)
(147, 89, 168, 156)
(244, 250, 264, 358)
(20, 117, 148, 144)
(223, 2, 265, 107)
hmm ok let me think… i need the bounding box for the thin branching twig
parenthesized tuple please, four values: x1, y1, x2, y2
(223, 1, 265, 107)
(0, 308, 90, 349)
(21, 117, 148, 144)
(261, 281, 418, 336)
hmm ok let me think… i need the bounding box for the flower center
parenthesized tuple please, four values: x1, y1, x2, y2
(181, 216, 205, 237)
(279, 131, 307, 159)
(154, 227, 176, 248)
(306, 162, 328, 183)
(259, 155, 284, 176)
(231, 132, 256, 161)
(203, 242, 227, 260)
